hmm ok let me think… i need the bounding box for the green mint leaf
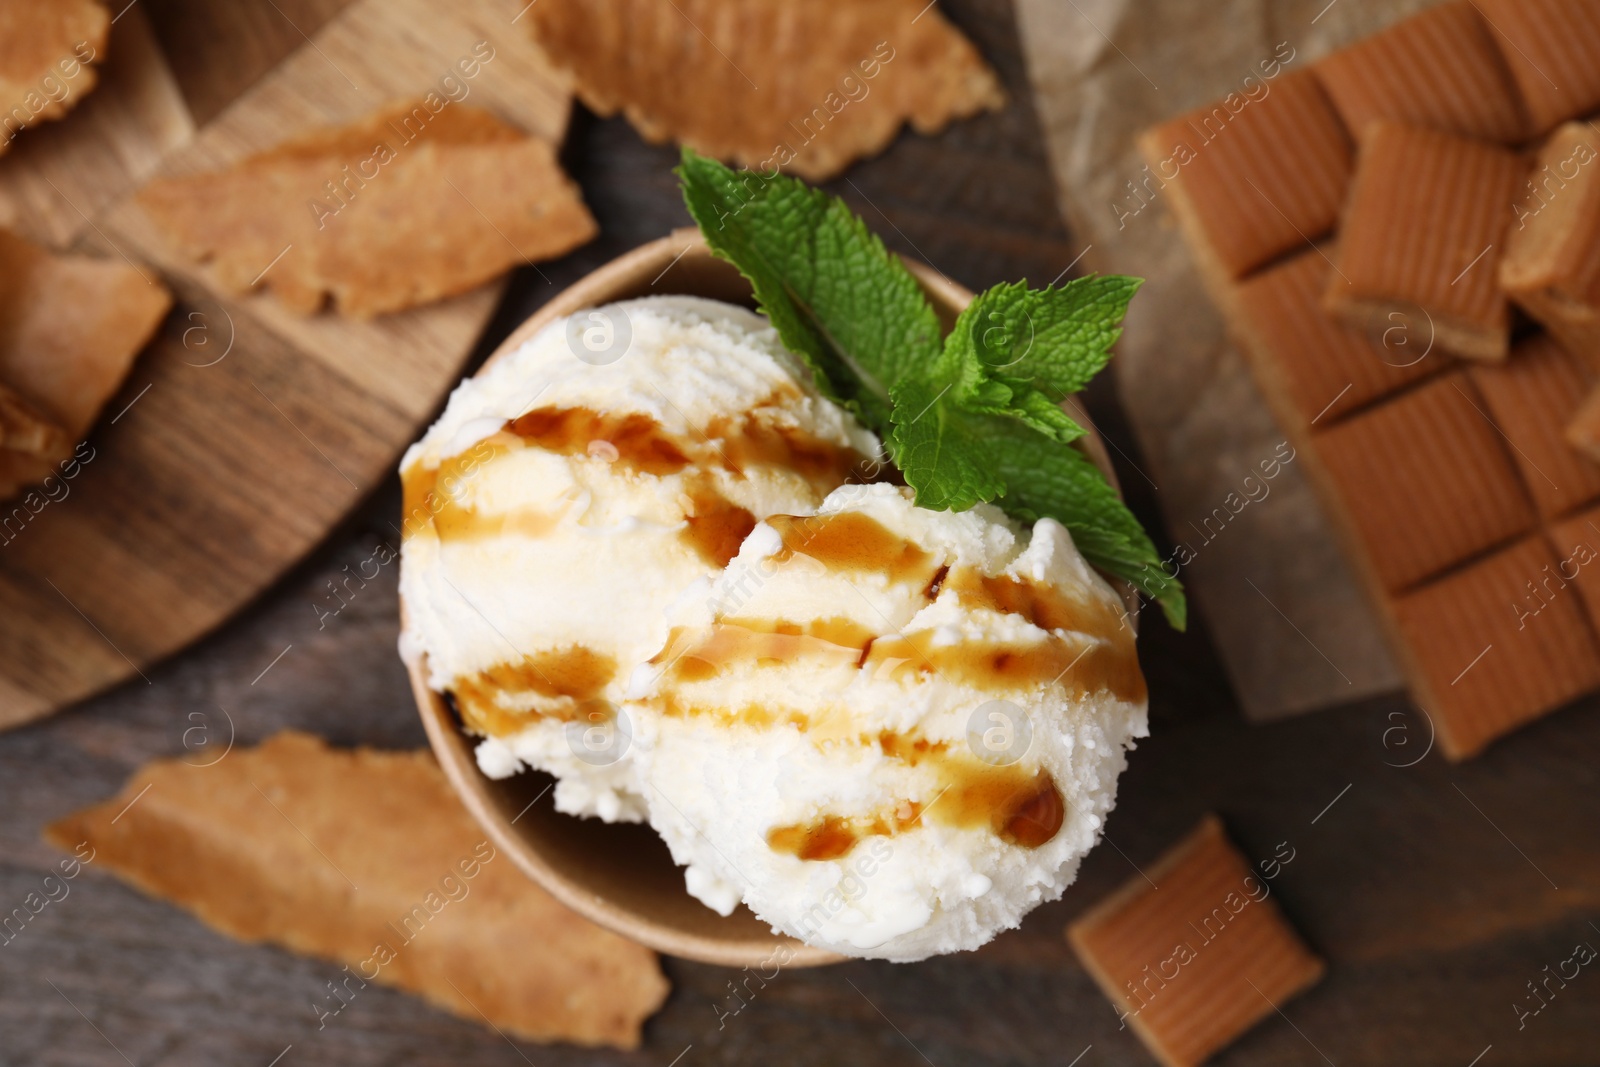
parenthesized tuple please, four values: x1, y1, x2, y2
(987, 420, 1186, 629)
(890, 388, 1184, 628)
(946, 277, 1142, 398)
(886, 378, 1006, 510)
(961, 378, 1086, 442)
(676, 149, 942, 426)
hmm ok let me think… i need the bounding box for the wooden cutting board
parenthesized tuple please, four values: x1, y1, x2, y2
(0, 0, 574, 728)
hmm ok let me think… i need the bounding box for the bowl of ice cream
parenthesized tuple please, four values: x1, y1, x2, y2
(401, 227, 1144, 968)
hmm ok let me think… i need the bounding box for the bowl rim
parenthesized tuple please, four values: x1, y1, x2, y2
(405, 229, 1133, 968)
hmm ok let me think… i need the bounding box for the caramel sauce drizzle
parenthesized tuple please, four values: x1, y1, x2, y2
(402, 404, 870, 566)
(653, 617, 876, 682)
(680, 477, 756, 568)
(764, 512, 939, 585)
(765, 742, 1066, 860)
(865, 629, 1146, 704)
(448, 645, 617, 737)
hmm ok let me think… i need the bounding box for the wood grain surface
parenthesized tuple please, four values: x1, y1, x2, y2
(0, 0, 573, 729)
(0, 2, 1596, 1066)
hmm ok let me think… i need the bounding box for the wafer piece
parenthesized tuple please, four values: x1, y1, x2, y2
(1469, 335, 1600, 519)
(1312, 0, 1529, 144)
(1314, 371, 1533, 591)
(1137, 70, 1352, 281)
(1390, 535, 1600, 759)
(45, 732, 668, 1049)
(1067, 815, 1324, 1067)
(0, 0, 109, 157)
(1546, 504, 1600, 632)
(1233, 247, 1439, 427)
(1502, 123, 1600, 367)
(137, 101, 597, 318)
(1476, 0, 1600, 134)
(1327, 122, 1528, 362)
(0, 227, 171, 498)
(523, 0, 1003, 182)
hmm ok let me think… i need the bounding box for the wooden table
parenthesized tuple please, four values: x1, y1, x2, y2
(2, 2, 1596, 1065)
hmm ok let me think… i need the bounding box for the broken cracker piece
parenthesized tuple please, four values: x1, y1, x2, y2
(1390, 535, 1600, 760)
(137, 101, 597, 318)
(44, 731, 668, 1050)
(0, 227, 170, 498)
(1475, 0, 1600, 135)
(1312, 0, 1529, 145)
(1067, 814, 1324, 1067)
(1137, 69, 1352, 281)
(0, 0, 109, 157)
(524, 0, 1003, 182)
(1469, 334, 1600, 520)
(1501, 123, 1600, 367)
(1327, 121, 1528, 362)
(1313, 371, 1534, 592)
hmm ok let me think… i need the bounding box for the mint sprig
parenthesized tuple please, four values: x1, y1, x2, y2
(677, 150, 1185, 630)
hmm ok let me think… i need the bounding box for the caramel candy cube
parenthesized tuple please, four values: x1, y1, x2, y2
(1502, 123, 1600, 367)
(1067, 814, 1325, 1067)
(1476, 0, 1600, 134)
(1137, 69, 1352, 280)
(1566, 382, 1600, 463)
(1327, 122, 1528, 362)
(1314, 371, 1534, 591)
(1313, 0, 1529, 144)
(1469, 334, 1600, 518)
(1390, 535, 1600, 759)
(1546, 504, 1600, 631)
(1234, 246, 1439, 427)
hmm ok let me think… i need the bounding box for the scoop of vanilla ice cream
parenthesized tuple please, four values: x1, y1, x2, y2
(397, 295, 880, 822)
(632, 482, 1147, 960)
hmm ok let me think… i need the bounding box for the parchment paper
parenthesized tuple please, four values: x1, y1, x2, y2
(1015, 0, 1442, 719)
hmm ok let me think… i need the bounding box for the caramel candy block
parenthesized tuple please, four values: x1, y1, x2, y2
(1567, 381, 1600, 463)
(1314, 371, 1534, 591)
(1476, 0, 1600, 134)
(1313, 0, 1529, 144)
(1137, 69, 1352, 281)
(1327, 122, 1528, 362)
(1234, 246, 1439, 427)
(1067, 815, 1325, 1067)
(1547, 504, 1600, 629)
(1390, 535, 1600, 759)
(1502, 123, 1600, 367)
(1469, 334, 1600, 519)
(44, 732, 669, 1050)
